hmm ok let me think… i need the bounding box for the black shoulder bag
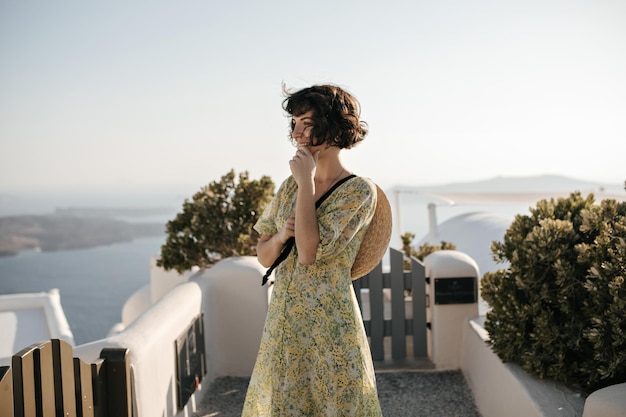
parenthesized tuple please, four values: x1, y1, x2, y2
(261, 174, 357, 285)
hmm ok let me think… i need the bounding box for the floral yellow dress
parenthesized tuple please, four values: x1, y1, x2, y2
(241, 175, 383, 417)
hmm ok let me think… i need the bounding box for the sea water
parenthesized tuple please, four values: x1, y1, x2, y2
(0, 236, 165, 345)
(0, 189, 181, 345)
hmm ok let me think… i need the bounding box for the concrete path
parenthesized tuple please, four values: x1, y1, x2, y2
(193, 370, 482, 417)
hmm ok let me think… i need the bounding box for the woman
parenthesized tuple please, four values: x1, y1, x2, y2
(242, 84, 383, 416)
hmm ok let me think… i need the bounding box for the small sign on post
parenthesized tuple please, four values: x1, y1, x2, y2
(434, 277, 477, 304)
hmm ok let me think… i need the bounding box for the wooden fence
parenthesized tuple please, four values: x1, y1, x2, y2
(0, 339, 131, 417)
(353, 247, 429, 363)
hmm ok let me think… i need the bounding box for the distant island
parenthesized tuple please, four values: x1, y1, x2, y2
(54, 206, 176, 218)
(0, 214, 166, 257)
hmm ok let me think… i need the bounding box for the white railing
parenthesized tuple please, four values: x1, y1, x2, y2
(73, 256, 267, 417)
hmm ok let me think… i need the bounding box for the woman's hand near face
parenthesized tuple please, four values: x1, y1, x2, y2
(289, 146, 320, 188)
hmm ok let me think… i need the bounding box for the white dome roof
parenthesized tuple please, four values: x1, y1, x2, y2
(418, 211, 513, 277)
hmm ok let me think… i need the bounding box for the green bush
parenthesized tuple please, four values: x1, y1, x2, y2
(157, 170, 274, 273)
(481, 192, 626, 392)
(401, 232, 456, 263)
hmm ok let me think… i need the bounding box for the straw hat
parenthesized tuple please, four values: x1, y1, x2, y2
(351, 184, 392, 280)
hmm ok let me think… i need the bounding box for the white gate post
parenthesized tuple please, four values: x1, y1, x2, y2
(425, 250, 479, 369)
(197, 256, 268, 379)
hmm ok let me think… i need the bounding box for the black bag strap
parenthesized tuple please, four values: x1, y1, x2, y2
(261, 174, 357, 285)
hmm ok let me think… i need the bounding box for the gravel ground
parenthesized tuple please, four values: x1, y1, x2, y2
(193, 370, 482, 417)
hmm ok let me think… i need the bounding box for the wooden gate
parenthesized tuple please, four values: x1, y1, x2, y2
(0, 339, 131, 417)
(353, 247, 429, 365)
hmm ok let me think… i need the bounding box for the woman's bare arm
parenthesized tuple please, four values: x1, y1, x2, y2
(255, 215, 295, 267)
(293, 181, 319, 265)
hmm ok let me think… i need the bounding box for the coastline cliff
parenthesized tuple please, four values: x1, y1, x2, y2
(0, 214, 165, 257)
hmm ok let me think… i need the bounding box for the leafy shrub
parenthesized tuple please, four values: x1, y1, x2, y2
(401, 232, 456, 263)
(157, 170, 274, 273)
(481, 192, 626, 392)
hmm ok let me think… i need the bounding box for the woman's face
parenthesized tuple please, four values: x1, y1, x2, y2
(290, 110, 315, 147)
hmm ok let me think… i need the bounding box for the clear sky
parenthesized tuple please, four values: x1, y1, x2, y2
(1, 0, 624, 194)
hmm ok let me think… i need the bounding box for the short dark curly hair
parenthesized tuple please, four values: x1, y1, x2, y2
(282, 84, 368, 149)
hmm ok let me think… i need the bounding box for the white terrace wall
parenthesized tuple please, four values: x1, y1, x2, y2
(200, 256, 268, 379)
(73, 256, 268, 417)
(462, 318, 586, 417)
